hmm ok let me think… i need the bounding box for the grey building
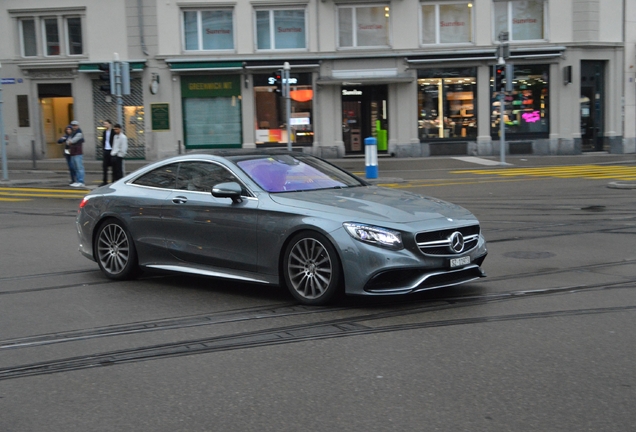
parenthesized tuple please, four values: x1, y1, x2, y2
(1, 0, 634, 162)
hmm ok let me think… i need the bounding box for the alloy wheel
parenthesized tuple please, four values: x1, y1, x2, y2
(97, 223, 131, 276)
(286, 237, 334, 300)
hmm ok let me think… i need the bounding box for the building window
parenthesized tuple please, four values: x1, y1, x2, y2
(16, 13, 84, 58)
(183, 9, 234, 51)
(493, 0, 545, 41)
(18, 95, 30, 127)
(490, 64, 549, 138)
(20, 19, 37, 57)
(421, 2, 473, 45)
(338, 5, 390, 48)
(254, 73, 314, 146)
(67, 17, 83, 55)
(43, 18, 60, 56)
(417, 68, 477, 140)
(255, 8, 307, 50)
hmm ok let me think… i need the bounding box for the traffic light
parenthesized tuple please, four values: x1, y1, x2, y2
(494, 64, 514, 93)
(98, 62, 114, 94)
(494, 65, 506, 93)
(275, 69, 283, 93)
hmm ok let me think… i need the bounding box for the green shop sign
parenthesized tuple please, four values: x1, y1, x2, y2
(181, 75, 241, 98)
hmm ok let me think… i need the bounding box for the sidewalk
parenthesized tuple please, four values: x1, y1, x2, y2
(1, 152, 635, 189)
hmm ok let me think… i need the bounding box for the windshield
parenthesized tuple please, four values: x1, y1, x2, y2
(237, 155, 365, 193)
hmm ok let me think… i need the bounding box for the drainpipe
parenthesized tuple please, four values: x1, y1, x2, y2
(138, 0, 149, 56)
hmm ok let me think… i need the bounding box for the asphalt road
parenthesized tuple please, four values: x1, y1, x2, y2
(1, 156, 635, 431)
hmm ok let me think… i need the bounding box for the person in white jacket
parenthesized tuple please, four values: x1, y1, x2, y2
(111, 124, 128, 181)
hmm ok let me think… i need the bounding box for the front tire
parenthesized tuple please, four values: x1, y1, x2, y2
(283, 232, 342, 305)
(94, 219, 139, 280)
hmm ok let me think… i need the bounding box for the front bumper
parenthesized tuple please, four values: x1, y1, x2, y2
(336, 228, 488, 296)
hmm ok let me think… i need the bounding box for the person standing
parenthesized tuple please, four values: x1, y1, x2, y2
(100, 120, 115, 186)
(111, 124, 128, 182)
(68, 120, 86, 188)
(57, 125, 76, 186)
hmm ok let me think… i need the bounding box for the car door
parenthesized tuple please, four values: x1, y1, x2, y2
(125, 163, 178, 261)
(162, 161, 259, 273)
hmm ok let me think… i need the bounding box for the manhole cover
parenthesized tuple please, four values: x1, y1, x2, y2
(503, 251, 556, 259)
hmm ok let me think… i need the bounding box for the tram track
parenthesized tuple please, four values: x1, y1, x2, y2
(1, 292, 634, 381)
(0, 275, 634, 380)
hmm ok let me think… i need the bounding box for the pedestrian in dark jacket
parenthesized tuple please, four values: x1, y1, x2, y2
(69, 120, 86, 187)
(57, 125, 76, 185)
(101, 119, 115, 186)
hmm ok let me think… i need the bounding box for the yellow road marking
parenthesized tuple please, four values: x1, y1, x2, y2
(451, 165, 636, 181)
(0, 187, 89, 201)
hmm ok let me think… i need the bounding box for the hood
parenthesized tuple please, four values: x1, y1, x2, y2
(268, 186, 475, 224)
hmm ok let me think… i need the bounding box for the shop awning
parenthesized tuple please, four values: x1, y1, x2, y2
(167, 61, 243, 72)
(406, 46, 566, 64)
(78, 61, 146, 72)
(317, 75, 414, 85)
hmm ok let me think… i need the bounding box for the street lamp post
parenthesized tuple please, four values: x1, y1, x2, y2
(283, 62, 292, 151)
(0, 62, 8, 181)
(497, 31, 510, 166)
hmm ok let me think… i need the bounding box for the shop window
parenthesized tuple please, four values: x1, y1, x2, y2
(181, 75, 242, 149)
(417, 69, 477, 140)
(183, 9, 234, 51)
(253, 73, 313, 146)
(15, 12, 84, 58)
(421, 2, 473, 45)
(490, 64, 549, 138)
(255, 8, 307, 50)
(493, 0, 546, 41)
(338, 5, 390, 48)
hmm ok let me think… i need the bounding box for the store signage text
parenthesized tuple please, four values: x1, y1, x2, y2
(278, 27, 302, 33)
(342, 89, 362, 96)
(188, 82, 233, 90)
(513, 18, 538, 24)
(268, 77, 298, 85)
(522, 111, 541, 123)
(205, 28, 231, 34)
(358, 24, 383, 30)
(440, 21, 465, 27)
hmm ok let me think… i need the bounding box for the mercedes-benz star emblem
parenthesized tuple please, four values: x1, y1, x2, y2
(449, 232, 465, 253)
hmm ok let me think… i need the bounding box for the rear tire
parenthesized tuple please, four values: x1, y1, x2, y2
(94, 219, 139, 280)
(283, 231, 342, 306)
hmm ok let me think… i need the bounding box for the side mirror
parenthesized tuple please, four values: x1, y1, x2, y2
(212, 182, 243, 203)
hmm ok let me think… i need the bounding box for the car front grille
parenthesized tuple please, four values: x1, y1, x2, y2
(416, 224, 480, 256)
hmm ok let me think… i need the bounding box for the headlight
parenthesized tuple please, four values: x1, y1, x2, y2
(343, 223, 403, 250)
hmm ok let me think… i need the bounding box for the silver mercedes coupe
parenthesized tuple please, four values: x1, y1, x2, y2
(77, 150, 487, 305)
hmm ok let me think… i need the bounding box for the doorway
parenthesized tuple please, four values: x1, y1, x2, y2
(38, 83, 74, 158)
(580, 61, 605, 152)
(341, 85, 388, 155)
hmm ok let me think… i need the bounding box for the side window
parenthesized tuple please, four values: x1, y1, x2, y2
(132, 163, 179, 189)
(176, 161, 240, 192)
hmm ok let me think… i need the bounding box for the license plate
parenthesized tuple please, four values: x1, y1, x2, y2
(450, 256, 470, 268)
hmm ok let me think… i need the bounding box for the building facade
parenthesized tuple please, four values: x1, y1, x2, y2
(1, 0, 635, 162)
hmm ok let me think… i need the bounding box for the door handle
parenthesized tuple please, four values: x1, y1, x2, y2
(172, 196, 188, 204)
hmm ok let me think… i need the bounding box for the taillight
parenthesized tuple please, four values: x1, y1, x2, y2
(79, 197, 88, 209)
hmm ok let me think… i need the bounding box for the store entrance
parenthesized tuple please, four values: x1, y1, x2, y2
(341, 85, 388, 155)
(580, 61, 605, 152)
(38, 83, 74, 158)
